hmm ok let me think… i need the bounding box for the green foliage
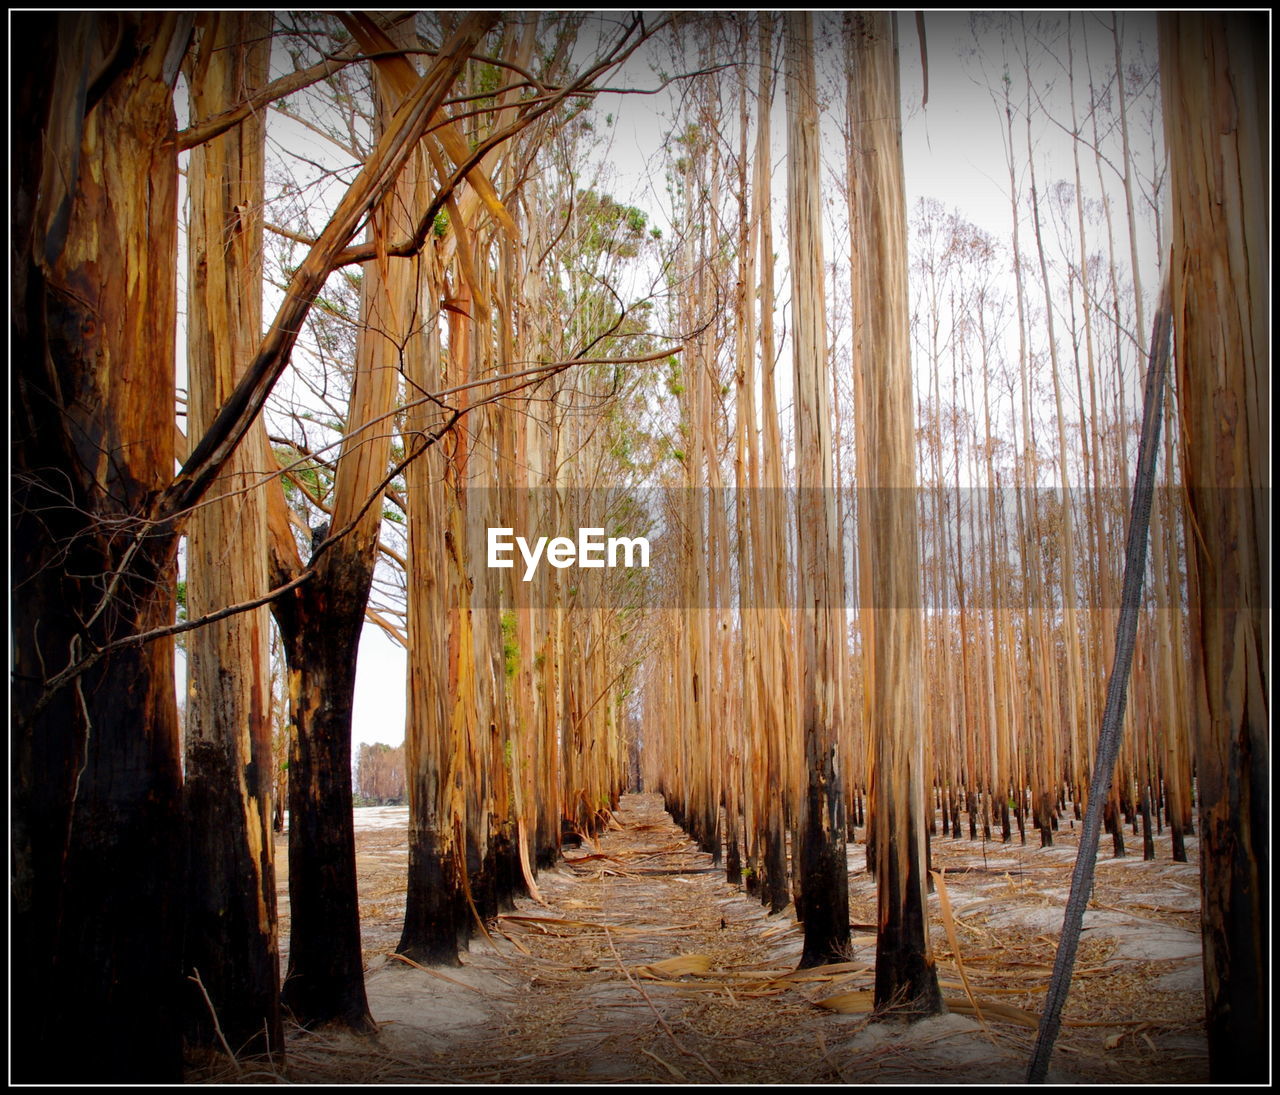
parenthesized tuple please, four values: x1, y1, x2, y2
(610, 431, 635, 468)
(474, 60, 502, 100)
(274, 443, 333, 519)
(665, 357, 685, 397)
(501, 610, 519, 679)
(572, 188, 653, 261)
(433, 209, 449, 238)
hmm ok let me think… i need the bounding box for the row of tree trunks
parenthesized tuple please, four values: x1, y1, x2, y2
(13, 10, 648, 1078)
(267, 14, 499, 1027)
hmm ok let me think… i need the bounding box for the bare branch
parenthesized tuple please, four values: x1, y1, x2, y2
(159, 13, 499, 525)
(178, 51, 362, 151)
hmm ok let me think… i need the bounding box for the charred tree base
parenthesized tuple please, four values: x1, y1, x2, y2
(874, 945, 945, 1020)
(796, 819, 850, 969)
(762, 824, 790, 914)
(724, 823, 743, 886)
(183, 743, 282, 1058)
(399, 841, 467, 967)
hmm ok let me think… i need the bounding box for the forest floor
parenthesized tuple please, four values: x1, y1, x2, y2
(206, 792, 1208, 1084)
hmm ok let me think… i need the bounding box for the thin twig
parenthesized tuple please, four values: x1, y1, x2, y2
(602, 925, 724, 1083)
(188, 967, 244, 1075)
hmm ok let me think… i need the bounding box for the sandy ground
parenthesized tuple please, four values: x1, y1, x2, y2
(238, 793, 1207, 1083)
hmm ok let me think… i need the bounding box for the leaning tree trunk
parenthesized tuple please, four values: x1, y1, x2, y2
(854, 12, 944, 1016)
(182, 11, 283, 1058)
(11, 13, 191, 1080)
(1159, 13, 1269, 1081)
(784, 10, 851, 969)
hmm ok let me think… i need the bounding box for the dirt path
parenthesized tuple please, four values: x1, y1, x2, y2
(265, 793, 1207, 1084)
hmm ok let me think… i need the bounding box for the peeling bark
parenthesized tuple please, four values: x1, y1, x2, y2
(1160, 13, 1268, 1081)
(12, 13, 191, 1080)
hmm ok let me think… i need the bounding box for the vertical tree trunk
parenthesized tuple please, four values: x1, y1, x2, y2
(784, 11, 850, 968)
(277, 14, 476, 1027)
(183, 11, 282, 1058)
(275, 593, 376, 1029)
(853, 12, 944, 1015)
(1159, 13, 1268, 1081)
(754, 11, 794, 915)
(398, 255, 470, 963)
(11, 13, 191, 1079)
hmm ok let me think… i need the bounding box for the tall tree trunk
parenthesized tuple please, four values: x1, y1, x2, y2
(853, 12, 943, 1015)
(785, 11, 850, 968)
(398, 256, 470, 962)
(276, 14, 482, 1028)
(755, 11, 793, 915)
(1159, 13, 1268, 1081)
(182, 11, 282, 1058)
(11, 13, 191, 1079)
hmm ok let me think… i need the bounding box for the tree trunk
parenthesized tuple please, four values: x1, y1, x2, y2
(399, 260, 474, 963)
(182, 11, 282, 1058)
(853, 12, 943, 1015)
(754, 12, 793, 915)
(11, 13, 191, 1079)
(275, 588, 375, 1029)
(277, 14, 446, 1027)
(785, 11, 850, 968)
(1159, 13, 1268, 1081)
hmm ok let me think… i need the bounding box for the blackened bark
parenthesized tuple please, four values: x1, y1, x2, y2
(873, 828, 944, 1015)
(12, 14, 188, 1081)
(1140, 785, 1155, 860)
(798, 745, 851, 968)
(1036, 789, 1054, 848)
(762, 810, 790, 913)
(399, 835, 468, 965)
(184, 736, 281, 1052)
(490, 822, 525, 913)
(275, 578, 375, 1031)
(725, 809, 743, 885)
(182, 11, 282, 1058)
(1159, 16, 1268, 1078)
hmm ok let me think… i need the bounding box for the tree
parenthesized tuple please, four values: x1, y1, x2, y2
(356, 743, 407, 803)
(1159, 13, 1268, 1081)
(181, 12, 282, 1059)
(12, 15, 193, 1079)
(784, 10, 851, 969)
(267, 12, 437, 1035)
(852, 12, 944, 1015)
